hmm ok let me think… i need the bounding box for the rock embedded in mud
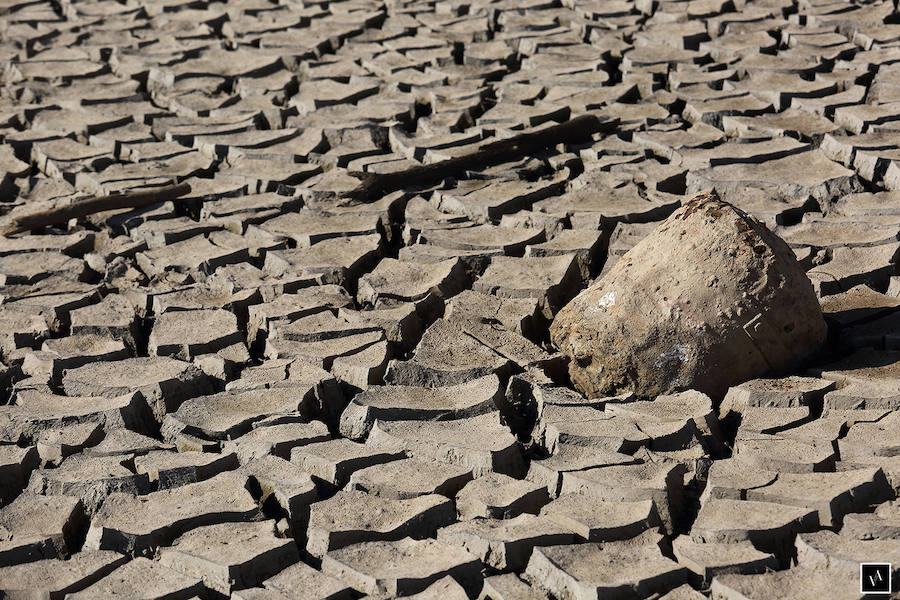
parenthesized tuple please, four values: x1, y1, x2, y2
(550, 191, 827, 400)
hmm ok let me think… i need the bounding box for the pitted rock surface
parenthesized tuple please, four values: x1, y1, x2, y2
(551, 192, 827, 399)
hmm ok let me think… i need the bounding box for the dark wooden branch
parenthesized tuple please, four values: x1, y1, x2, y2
(2, 183, 193, 236)
(342, 115, 620, 204)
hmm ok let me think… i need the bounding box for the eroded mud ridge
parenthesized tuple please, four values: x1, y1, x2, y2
(0, 0, 899, 597)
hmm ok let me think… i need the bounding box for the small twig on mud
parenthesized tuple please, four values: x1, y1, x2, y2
(2, 182, 193, 236)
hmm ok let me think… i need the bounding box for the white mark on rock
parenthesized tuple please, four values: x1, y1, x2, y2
(598, 291, 616, 308)
(656, 345, 689, 367)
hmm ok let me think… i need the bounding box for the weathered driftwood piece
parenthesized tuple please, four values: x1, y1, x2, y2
(342, 115, 619, 204)
(2, 183, 193, 236)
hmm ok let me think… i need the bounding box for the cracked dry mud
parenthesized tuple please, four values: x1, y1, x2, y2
(0, 0, 898, 598)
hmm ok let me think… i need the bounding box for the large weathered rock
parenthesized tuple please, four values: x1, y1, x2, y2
(550, 192, 827, 399)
